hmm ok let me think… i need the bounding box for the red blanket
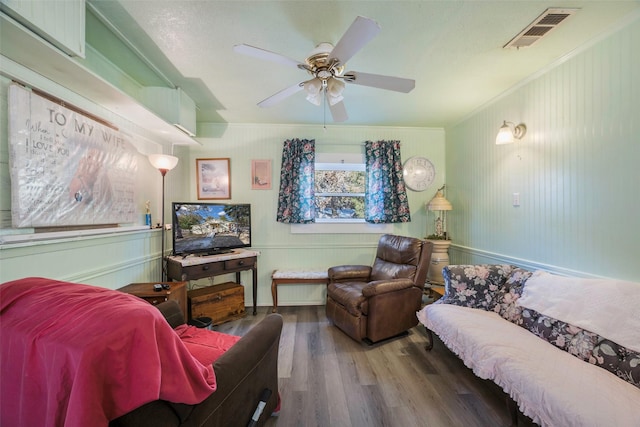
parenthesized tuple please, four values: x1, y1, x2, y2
(175, 324, 241, 366)
(0, 278, 217, 427)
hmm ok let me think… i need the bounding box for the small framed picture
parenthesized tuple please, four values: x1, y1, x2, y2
(196, 158, 231, 199)
(251, 159, 272, 190)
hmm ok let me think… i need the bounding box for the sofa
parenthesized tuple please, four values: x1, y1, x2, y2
(417, 265, 640, 427)
(0, 277, 282, 427)
(326, 234, 432, 343)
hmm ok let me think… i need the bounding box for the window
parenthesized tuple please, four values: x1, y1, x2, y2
(290, 152, 392, 234)
(315, 162, 365, 223)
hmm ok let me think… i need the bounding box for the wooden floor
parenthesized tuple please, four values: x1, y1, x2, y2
(216, 305, 537, 427)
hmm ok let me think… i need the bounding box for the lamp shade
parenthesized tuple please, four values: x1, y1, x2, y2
(326, 78, 345, 105)
(304, 77, 322, 95)
(496, 121, 527, 145)
(427, 191, 453, 211)
(495, 121, 515, 145)
(304, 78, 323, 105)
(148, 154, 179, 171)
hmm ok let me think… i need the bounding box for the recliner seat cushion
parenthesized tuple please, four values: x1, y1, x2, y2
(327, 282, 368, 316)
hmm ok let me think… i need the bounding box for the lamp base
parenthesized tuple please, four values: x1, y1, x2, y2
(426, 239, 452, 285)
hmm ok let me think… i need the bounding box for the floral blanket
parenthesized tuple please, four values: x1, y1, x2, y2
(419, 303, 640, 427)
(434, 265, 640, 389)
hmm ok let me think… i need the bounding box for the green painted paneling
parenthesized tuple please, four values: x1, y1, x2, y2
(446, 16, 640, 281)
(182, 123, 446, 305)
(83, 6, 167, 88)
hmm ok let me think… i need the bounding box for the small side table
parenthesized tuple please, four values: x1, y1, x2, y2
(428, 284, 445, 300)
(118, 281, 188, 323)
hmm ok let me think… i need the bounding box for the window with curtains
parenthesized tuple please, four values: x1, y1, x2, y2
(278, 139, 410, 230)
(315, 154, 365, 223)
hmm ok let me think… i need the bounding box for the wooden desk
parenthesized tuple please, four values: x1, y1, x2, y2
(118, 281, 188, 323)
(166, 249, 259, 315)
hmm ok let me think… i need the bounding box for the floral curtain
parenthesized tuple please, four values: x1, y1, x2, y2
(276, 138, 316, 223)
(364, 140, 411, 223)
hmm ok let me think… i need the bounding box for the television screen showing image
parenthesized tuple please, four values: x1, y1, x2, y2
(172, 202, 251, 256)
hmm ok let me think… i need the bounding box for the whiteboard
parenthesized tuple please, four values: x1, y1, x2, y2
(8, 84, 138, 228)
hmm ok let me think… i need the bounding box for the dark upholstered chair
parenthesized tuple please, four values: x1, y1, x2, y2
(326, 234, 433, 343)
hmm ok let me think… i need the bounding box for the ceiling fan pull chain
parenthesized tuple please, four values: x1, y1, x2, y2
(322, 80, 328, 130)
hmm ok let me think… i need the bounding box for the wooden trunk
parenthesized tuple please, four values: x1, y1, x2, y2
(188, 282, 245, 326)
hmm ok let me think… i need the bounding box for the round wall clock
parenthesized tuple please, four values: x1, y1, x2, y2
(403, 156, 436, 191)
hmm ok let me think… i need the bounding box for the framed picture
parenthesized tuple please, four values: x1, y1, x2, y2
(196, 158, 231, 199)
(251, 159, 272, 190)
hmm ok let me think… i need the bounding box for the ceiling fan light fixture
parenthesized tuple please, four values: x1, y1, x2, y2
(304, 77, 323, 105)
(327, 94, 344, 106)
(327, 78, 345, 96)
(306, 93, 322, 106)
(325, 78, 345, 106)
(304, 77, 322, 95)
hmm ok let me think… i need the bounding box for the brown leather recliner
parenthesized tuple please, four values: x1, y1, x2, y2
(326, 234, 433, 343)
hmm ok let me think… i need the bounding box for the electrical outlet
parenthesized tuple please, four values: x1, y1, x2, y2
(512, 192, 520, 207)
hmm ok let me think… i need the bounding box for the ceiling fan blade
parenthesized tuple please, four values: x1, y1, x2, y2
(257, 83, 304, 108)
(328, 99, 348, 123)
(328, 16, 381, 65)
(343, 71, 415, 93)
(233, 44, 303, 68)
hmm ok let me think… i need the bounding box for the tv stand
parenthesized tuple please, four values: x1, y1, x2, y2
(166, 249, 259, 315)
(203, 249, 232, 256)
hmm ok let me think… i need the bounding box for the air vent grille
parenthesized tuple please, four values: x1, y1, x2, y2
(504, 8, 579, 49)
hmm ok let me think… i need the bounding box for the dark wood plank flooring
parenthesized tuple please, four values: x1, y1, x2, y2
(216, 305, 537, 427)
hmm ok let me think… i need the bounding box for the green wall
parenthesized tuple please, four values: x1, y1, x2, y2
(0, 65, 170, 287)
(3, 6, 637, 308)
(445, 14, 640, 281)
(0, 60, 445, 308)
(180, 123, 445, 306)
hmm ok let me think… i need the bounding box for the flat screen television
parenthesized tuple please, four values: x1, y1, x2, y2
(172, 202, 251, 256)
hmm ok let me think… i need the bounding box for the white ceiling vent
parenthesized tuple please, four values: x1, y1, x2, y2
(504, 8, 579, 49)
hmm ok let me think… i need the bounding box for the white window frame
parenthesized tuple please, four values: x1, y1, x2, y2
(315, 161, 365, 224)
(290, 153, 393, 234)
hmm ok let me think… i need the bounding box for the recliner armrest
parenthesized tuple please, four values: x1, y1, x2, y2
(155, 300, 186, 329)
(329, 265, 372, 282)
(205, 314, 283, 423)
(362, 278, 416, 297)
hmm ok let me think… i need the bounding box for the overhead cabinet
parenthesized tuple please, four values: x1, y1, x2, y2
(0, 0, 85, 57)
(140, 87, 197, 137)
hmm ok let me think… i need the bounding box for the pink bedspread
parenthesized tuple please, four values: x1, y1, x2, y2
(0, 278, 217, 427)
(175, 324, 241, 366)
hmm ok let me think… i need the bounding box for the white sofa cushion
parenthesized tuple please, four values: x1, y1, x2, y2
(417, 303, 640, 427)
(517, 270, 640, 353)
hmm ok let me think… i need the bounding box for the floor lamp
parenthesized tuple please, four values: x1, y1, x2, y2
(148, 154, 179, 282)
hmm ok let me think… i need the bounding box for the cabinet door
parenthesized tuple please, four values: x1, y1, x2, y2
(1, 0, 85, 57)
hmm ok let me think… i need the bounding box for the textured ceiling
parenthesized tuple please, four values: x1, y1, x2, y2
(89, 1, 640, 128)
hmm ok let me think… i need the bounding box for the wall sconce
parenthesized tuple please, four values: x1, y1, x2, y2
(148, 154, 179, 281)
(495, 120, 527, 145)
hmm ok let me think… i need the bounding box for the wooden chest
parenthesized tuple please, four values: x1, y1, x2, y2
(188, 282, 245, 326)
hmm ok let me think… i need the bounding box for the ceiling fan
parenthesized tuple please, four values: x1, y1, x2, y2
(233, 16, 415, 123)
